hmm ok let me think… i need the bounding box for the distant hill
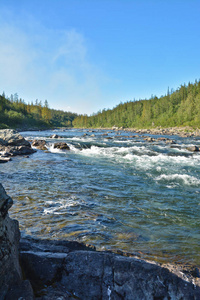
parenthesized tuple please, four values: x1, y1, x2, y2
(73, 80, 200, 129)
(0, 93, 78, 129)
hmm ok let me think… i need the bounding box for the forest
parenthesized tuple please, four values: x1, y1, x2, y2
(1, 80, 200, 130)
(0, 93, 77, 129)
(73, 80, 200, 129)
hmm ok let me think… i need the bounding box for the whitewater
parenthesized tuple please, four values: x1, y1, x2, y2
(0, 128, 199, 265)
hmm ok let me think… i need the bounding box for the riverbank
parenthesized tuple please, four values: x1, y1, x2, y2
(3, 124, 200, 137)
(76, 126, 200, 138)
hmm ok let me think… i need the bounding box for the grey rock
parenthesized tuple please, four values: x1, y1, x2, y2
(0, 129, 30, 147)
(0, 130, 36, 158)
(144, 137, 156, 142)
(0, 184, 13, 219)
(166, 139, 176, 144)
(32, 140, 47, 151)
(0, 183, 22, 298)
(5, 280, 34, 300)
(2, 146, 36, 156)
(0, 157, 11, 163)
(0, 183, 34, 300)
(186, 146, 199, 152)
(20, 237, 200, 300)
(0, 138, 7, 146)
(54, 142, 70, 150)
(50, 134, 62, 139)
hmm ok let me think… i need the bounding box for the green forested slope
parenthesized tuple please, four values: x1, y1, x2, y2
(73, 80, 200, 128)
(0, 93, 77, 129)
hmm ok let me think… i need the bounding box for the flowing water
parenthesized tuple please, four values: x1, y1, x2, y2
(1, 129, 200, 265)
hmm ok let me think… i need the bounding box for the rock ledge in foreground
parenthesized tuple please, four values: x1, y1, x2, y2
(0, 183, 34, 299)
(20, 237, 200, 300)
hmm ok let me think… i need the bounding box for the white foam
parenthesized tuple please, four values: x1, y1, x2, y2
(73, 144, 200, 172)
(48, 144, 66, 153)
(156, 174, 200, 186)
(80, 146, 114, 158)
(43, 197, 82, 215)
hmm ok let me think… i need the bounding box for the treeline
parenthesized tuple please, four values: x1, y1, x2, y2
(73, 80, 200, 129)
(0, 92, 77, 129)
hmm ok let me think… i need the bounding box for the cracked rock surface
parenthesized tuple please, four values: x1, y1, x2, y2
(20, 237, 200, 300)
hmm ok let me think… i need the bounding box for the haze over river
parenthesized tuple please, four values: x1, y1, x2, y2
(1, 129, 200, 265)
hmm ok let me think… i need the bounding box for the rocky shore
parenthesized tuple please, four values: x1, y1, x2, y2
(126, 126, 200, 138)
(0, 183, 200, 299)
(93, 126, 200, 138)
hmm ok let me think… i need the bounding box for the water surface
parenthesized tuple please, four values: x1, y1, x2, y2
(1, 129, 200, 265)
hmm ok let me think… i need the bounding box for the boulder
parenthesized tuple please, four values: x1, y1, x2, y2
(32, 140, 48, 150)
(50, 134, 62, 139)
(166, 139, 176, 144)
(144, 137, 156, 142)
(0, 129, 30, 147)
(0, 130, 36, 160)
(3, 146, 36, 156)
(0, 157, 11, 163)
(0, 183, 34, 299)
(186, 146, 199, 152)
(54, 142, 70, 150)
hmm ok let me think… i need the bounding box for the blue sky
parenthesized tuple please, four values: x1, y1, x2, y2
(0, 0, 200, 114)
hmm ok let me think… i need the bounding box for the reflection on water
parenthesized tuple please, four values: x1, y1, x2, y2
(1, 129, 200, 265)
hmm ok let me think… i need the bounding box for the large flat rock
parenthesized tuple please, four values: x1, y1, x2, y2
(20, 237, 200, 300)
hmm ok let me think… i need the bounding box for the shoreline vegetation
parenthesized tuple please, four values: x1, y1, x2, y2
(0, 92, 78, 130)
(1, 80, 200, 133)
(73, 80, 200, 129)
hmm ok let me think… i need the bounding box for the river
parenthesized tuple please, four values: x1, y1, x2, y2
(0, 128, 200, 265)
